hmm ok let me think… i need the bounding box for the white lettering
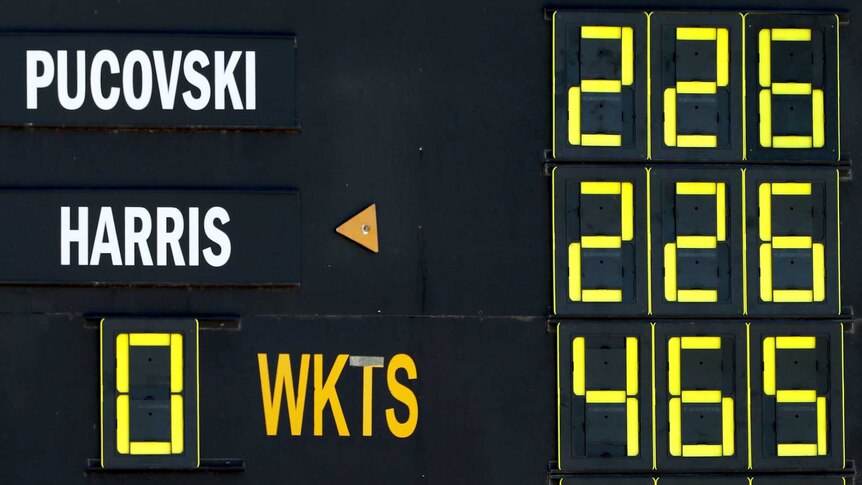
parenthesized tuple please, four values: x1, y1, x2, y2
(245, 51, 256, 110)
(28, 49, 259, 112)
(215, 51, 243, 110)
(153, 50, 182, 109)
(60, 206, 88, 266)
(122, 50, 153, 110)
(203, 206, 231, 267)
(188, 207, 200, 266)
(57, 50, 86, 110)
(124, 207, 153, 266)
(90, 50, 120, 110)
(156, 207, 185, 266)
(26, 50, 54, 109)
(182, 50, 211, 110)
(61, 206, 231, 268)
(90, 207, 123, 266)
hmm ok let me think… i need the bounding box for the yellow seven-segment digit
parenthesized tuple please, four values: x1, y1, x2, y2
(569, 181, 633, 303)
(129, 333, 170, 346)
(627, 397, 639, 456)
(664, 242, 678, 302)
(116, 332, 186, 456)
(677, 236, 718, 249)
(582, 26, 621, 39)
(676, 182, 716, 195)
(722, 397, 735, 456)
(573, 337, 585, 395)
(678, 135, 717, 148)
(568, 87, 581, 145)
(813, 89, 825, 148)
(813, 243, 826, 301)
(664, 88, 677, 147)
(773, 28, 811, 41)
(776, 336, 816, 349)
(171, 334, 183, 393)
(668, 337, 681, 396)
(581, 181, 621, 194)
(758, 29, 824, 149)
(582, 79, 622, 93)
(676, 27, 716, 41)
(626, 337, 638, 395)
(664, 183, 725, 303)
(772, 236, 812, 249)
(677, 82, 717, 94)
(582, 236, 623, 248)
(759, 182, 824, 303)
(763, 335, 828, 456)
(621, 27, 634, 85)
(586, 390, 627, 403)
(569, 25, 634, 147)
(171, 394, 184, 454)
(772, 182, 811, 195)
(582, 134, 622, 147)
(678, 290, 718, 303)
(582, 289, 623, 302)
(716, 182, 726, 241)
(669, 394, 682, 456)
(116, 334, 129, 394)
(773, 83, 812, 95)
(573, 336, 640, 457)
(668, 336, 734, 457)
(716, 28, 729, 87)
(621, 182, 634, 241)
(130, 442, 171, 455)
(664, 27, 728, 148)
(117, 394, 130, 454)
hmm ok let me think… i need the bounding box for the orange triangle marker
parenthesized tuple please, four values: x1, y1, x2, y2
(336, 204, 379, 253)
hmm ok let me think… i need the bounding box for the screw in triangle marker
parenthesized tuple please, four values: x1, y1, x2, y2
(336, 204, 379, 253)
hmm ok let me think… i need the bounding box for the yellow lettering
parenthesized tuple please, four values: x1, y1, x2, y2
(257, 353, 310, 436)
(362, 365, 383, 436)
(386, 354, 419, 438)
(313, 354, 350, 436)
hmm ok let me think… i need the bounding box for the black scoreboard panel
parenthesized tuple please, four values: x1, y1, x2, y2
(745, 168, 841, 315)
(649, 13, 745, 161)
(745, 14, 841, 161)
(650, 168, 745, 316)
(553, 166, 841, 318)
(552, 11, 649, 160)
(558, 321, 845, 473)
(552, 166, 650, 316)
(0, 1, 859, 485)
(553, 10, 842, 162)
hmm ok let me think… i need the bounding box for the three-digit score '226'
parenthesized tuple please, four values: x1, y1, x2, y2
(552, 165, 840, 318)
(552, 11, 840, 161)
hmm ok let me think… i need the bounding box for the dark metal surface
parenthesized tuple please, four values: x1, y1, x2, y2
(0, 0, 858, 483)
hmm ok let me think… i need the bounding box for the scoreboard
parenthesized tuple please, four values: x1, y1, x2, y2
(0, 1, 858, 484)
(551, 8, 850, 484)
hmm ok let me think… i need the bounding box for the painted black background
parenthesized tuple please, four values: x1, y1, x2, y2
(0, 0, 858, 484)
(0, 189, 301, 285)
(0, 33, 298, 129)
